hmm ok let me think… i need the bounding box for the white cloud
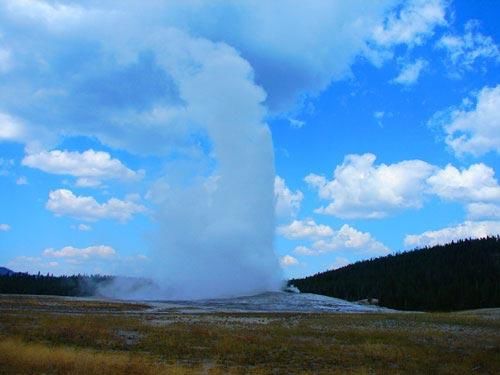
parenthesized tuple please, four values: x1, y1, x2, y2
(289, 118, 305, 129)
(5, 0, 88, 31)
(0, 223, 11, 231)
(46, 189, 146, 222)
(437, 20, 499, 72)
(292, 223, 389, 257)
(371, 0, 447, 47)
(0, 112, 26, 142)
(274, 176, 303, 219)
(310, 224, 390, 256)
(279, 255, 299, 267)
(43, 245, 115, 259)
(7, 256, 59, 273)
(23, 149, 143, 187)
(306, 153, 500, 219)
(305, 153, 435, 219)
(77, 223, 92, 231)
(392, 59, 427, 85)
(16, 176, 27, 185)
(277, 219, 334, 240)
(432, 85, 500, 156)
(404, 221, 500, 248)
(466, 203, 500, 220)
(427, 163, 500, 202)
(293, 245, 315, 256)
(0, 0, 448, 149)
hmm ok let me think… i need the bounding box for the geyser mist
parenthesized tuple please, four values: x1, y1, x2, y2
(101, 30, 283, 300)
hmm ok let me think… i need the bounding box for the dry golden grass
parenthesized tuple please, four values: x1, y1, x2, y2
(0, 338, 167, 375)
(0, 295, 499, 374)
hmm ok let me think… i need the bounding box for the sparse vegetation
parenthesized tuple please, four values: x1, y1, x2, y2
(0, 295, 499, 374)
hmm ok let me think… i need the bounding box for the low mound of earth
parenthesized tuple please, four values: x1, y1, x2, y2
(147, 291, 393, 313)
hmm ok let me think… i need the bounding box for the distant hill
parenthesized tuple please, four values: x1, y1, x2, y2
(289, 237, 500, 312)
(0, 267, 14, 276)
(0, 273, 113, 296)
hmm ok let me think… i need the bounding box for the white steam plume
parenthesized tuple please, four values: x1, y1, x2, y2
(102, 30, 283, 299)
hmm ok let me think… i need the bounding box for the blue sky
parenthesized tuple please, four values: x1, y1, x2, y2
(0, 0, 499, 280)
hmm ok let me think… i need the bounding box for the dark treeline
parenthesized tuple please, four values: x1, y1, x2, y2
(290, 237, 500, 311)
(0, 273, 113, 297)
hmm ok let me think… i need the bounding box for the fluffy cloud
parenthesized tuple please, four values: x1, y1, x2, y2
(371, 0, 447, 47)
(404, 221, 500, 248)
(0, 0, 450, 153)
(8, 248, 148, 276)
(43, 245, 115, 259)
(46, 189, 146, 222)
(16, 176, 28, 185)
(305, 153, 435, 219)
(23, 149, 143, 187)
(466, 203, 500, 220)
(288, 118, 305, 129)
(0, 223, 11, 231)
(392, 59, 427, 85)
(76, 223, 92, 231)
(306, 153, 500, 219)
(292, 224, 389, 257)
(431, 85, 500, 156)
(7, 256, 59, 273)
(428, 163, 500, 202)
(277, 219, 334, 240)
(279, 255, 299, 267)
(274, 176, 303, 219)
(437, 20, 499, 72)
(0, 112, 26, 142)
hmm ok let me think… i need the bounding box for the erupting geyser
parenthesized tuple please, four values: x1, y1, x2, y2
(102, 31, 283, 299)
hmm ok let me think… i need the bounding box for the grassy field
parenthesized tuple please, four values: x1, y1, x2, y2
(0, 295, 498, 374)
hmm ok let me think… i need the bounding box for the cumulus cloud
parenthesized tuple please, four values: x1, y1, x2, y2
(291, 223, 390, 257)
(306, 153, 500, 219)
(0, 0, 449, 148)
(280, 255, 299, 267)
(8, 245, 148, 276)
(404, 221, 500, 248)
(46, 189, 146, 222)
(371, 0, 447, 47)
(0, 112, 26, 142)
(76, 223, 92, 231)
(431, 85, 500, 156)
(466, 203, 500, 220)
(392, 59, 427, 85)
(7, 256, 59, 273)
(16, 176, 28, 185)
(437, 20, 499, 72)
(289, 118, 305, 129)
(23, 149, 143, 187)
(274, 176, 303, 219)
(43, 245, 115, 258)
(277, 219, 334, 240)
(427, 163, 500, 202)
(305, 153, 435, 219)
(0, 223, 11, 231)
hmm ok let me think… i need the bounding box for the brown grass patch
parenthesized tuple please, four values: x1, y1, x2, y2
(0, 296, 499, 374)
